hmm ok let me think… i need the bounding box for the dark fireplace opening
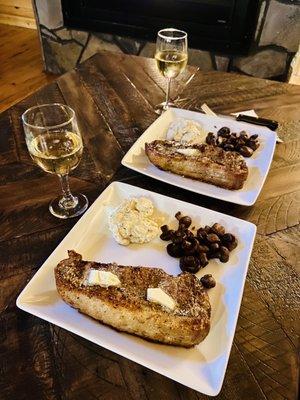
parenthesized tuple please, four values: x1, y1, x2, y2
(62, 0, 260, 55)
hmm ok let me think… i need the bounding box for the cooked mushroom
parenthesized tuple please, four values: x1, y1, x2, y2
(179, 256, 201, 273)
(239, 146, 253, 157)
(171, 230, 186, 244)
(199, 253, 209, 268)
(179, 215, 192, 228)
(200, 274, 216, 289)
(206, 233, 220, 243)
(182, 237, 199, 256)
(211, 223, 226, 236)
(166, 243, 184, 258)
(219, 246, 230, 263)
(160, 225, 174, 241)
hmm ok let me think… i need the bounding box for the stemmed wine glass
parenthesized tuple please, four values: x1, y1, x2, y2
(22, 103, 88, 219)
(154, 28, 188, 114)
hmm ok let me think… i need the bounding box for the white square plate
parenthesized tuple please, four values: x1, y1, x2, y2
(121, 108, 276, 206)
(17, 181, 256, 396)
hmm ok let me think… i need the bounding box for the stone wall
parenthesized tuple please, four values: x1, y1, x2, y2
(33, 0, 300, 80)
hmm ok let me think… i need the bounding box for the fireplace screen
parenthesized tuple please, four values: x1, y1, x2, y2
(62, 0, 260, 55)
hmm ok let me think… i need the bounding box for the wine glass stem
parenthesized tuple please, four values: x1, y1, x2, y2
(58, 174, 77, 209)
(164, 78, 171, 110)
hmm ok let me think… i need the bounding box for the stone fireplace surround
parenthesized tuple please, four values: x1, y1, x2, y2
(33, 0, 299, 80)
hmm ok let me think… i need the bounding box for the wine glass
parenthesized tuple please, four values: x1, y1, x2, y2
(22, 103, 88, 219)
(154, 28, 188, 114)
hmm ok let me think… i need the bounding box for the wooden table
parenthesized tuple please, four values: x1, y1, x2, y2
(1, 52, 299, 400)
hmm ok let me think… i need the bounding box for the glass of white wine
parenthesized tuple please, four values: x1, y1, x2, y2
(22, 103, 88, 219)
(154, 28, 188, 114)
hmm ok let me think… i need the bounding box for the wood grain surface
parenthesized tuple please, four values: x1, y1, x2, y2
(0, 0, 36, 29)
(0, 51, 299, 400)
(0, 24, 57, 113)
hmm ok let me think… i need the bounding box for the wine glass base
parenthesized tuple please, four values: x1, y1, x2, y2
(154, 101, 176, 115)
(49, 193, 88, 219)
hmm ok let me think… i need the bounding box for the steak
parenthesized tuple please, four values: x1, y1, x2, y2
(55, 251, 211, 347)
(145, 140, 248, 190)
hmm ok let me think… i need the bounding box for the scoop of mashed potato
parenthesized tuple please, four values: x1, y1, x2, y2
(109, 197, 159, 245)
(166, 118, 207, 144)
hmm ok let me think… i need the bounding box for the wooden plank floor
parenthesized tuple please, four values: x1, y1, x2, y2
(0, 24, 57, 113)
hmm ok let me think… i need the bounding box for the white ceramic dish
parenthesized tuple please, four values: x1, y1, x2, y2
(121, 108, 276, 206)
(17, 181, 256, 396)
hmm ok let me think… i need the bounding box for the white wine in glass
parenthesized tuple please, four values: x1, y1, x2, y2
(28, 131, 83, 175)
(154, 29, 188, 114)
(155, 50, 187, 79)
(22, 103, 88, 219)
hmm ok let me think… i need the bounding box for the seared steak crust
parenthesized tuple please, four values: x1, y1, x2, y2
(145, 140, 248, 190)
(55, 251, 211, 347)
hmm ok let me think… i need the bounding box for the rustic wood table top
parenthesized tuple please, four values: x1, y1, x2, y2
(1, 51, 299, 400)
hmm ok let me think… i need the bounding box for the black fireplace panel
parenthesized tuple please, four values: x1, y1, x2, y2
(81, 0, 232, 25)
(62, 0, 260, 55)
